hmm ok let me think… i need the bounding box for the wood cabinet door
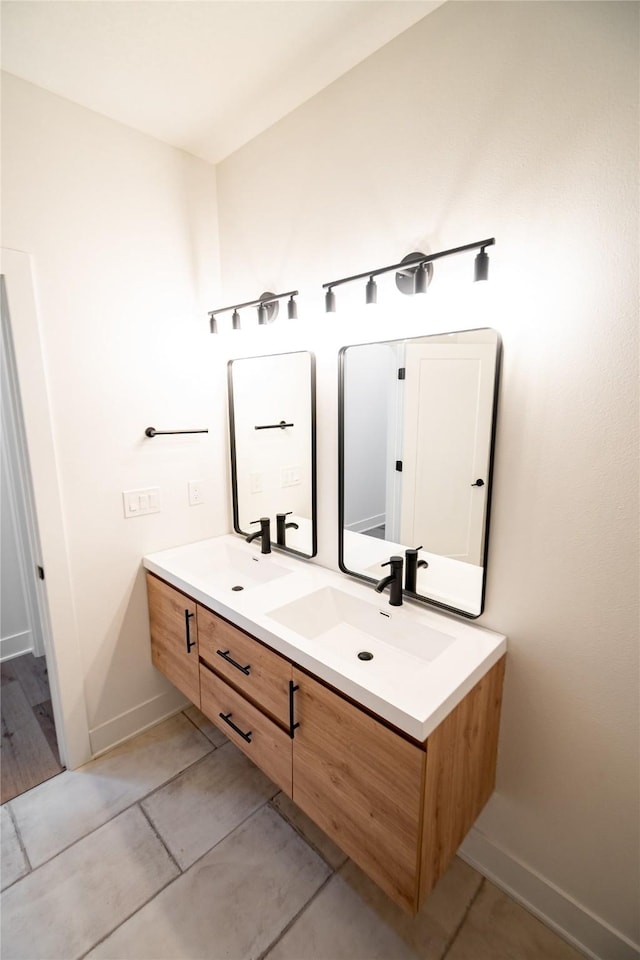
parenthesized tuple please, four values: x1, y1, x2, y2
(291, 668, 425, 912)
(147, 573, 200, 706)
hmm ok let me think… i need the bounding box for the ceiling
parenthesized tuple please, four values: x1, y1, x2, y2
(1, 0, 443, 165)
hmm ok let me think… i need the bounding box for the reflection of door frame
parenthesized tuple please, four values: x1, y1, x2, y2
(2, 248, 91, 770)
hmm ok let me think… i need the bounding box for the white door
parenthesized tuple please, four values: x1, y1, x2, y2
(399, 342, 496, 565)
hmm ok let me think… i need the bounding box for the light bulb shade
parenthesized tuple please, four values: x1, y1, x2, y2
(287, 296, 298, 320)
(232, 310, 241, 330)
(257, 303, 267, 324)
(414, 263, 428, 294)
(365, 277, 377, 305)
(474, 249, 489, 282)
(210, 314, 218, 334)
(325, 289, 336, 313)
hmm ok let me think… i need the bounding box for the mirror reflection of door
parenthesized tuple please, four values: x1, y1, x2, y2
(228, 351, 317, 558)
(339, 329, 500, 618)
(400, 341, 496, 565)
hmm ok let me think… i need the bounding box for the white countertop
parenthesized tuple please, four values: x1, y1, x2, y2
(143, 534, 506, 742)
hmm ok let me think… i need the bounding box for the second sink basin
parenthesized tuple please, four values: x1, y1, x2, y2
(267, 586, 454, 665)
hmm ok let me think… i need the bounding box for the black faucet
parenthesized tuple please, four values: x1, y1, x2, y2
(276, 512, 299, 547)
(404, 546, 429, 593)
(246, 517, 271, 554)
(375, 555, 404, 606)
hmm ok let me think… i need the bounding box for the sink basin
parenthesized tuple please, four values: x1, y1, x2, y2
(181, 542, 291, 591)
(267, 586, 454, 664)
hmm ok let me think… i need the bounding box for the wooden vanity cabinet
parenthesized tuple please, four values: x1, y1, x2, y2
(146, 576, 505, 915)
(147, 574, 200, 706)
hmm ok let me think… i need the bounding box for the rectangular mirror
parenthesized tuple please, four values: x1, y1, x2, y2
(339, 328, 501, 617)
(228, 351, 317, 558)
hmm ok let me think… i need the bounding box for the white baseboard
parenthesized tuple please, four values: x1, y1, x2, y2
(345, 513, 385, 534)
(0, 630, 32, 662)
(459, 828, 640, 960)
(88, 687, 189, 758)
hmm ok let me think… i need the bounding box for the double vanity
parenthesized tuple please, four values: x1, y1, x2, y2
(143, 535, 506, 914)
(144, 325, 505, 914)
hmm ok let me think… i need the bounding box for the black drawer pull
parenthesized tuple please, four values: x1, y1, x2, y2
(185, 610, 196, 653)
(219, 712, 252, 743)
(216, 649, 251, 675)
(289, 680, 300, 739)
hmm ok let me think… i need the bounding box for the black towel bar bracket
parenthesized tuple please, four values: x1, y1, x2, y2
(145, 427, 208, 438)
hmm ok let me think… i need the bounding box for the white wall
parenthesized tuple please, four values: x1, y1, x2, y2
(1, 73, 227, 759)
(215, 2, 639, 956)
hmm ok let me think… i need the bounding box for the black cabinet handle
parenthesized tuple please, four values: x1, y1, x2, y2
(471, 478, 485, 487)
(216, 649, 251, 675)
(218, 712, 252, 743)
(185, 610, 196, 653)
(289, 681, 300, 739)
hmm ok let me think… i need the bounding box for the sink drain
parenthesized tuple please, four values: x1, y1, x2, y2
(231, 585, 244, 591)
(357, 651, 374, 661)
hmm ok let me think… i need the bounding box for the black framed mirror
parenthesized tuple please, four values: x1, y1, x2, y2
(338, 328, 501, 617)
(228, 350, 317, 558)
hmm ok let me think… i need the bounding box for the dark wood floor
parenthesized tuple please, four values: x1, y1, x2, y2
(1, 653, 65, 803)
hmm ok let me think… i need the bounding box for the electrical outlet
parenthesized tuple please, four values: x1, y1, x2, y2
(123, 487, 161, 518)
(188, 481, 204, 506)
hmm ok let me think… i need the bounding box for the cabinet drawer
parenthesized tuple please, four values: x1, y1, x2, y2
(197, 606, 292, 726)
(200, 663, 292, 797)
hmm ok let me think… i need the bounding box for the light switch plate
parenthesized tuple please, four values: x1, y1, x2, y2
(281, 465, 301, 487)
(123, 487, 160, 518)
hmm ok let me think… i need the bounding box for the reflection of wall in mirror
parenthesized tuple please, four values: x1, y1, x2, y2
(232, 353, 312, 528)
(343, 343, 398, 535)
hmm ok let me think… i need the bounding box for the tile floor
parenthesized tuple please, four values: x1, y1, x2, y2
(1, 706, 586, 960)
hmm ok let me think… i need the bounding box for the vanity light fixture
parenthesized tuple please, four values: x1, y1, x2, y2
(365, 276, 377, 305)
(325, 288, 336, 313)
(322, 237, 494, 312)
(208, 289, 299, 333)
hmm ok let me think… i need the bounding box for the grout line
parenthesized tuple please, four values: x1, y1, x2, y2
(4, 744, 219, 880)
(137, 802, 183, 875)
(76, 867, 182, 960)
(5, 801, 33, 876)
(441, 876, 485, 960)
(77, 798, 295, 960)
(257, 870, 335, 960)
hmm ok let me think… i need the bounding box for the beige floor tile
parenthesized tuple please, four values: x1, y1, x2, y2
(266, 869, 419, 960)
(10, 713, 212, 867)
(86, 804, 332, 960)
(267, 855, 482, 960)
(0, 806, 29, 891)
(183, 704, 227, 747)
(142, 741, 278, 869)
(270, 791, 347, 870)
(446, 880, 587, 960)
(0, 805, 178, 960)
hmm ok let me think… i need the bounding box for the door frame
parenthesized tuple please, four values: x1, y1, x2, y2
(1, 248, 91, 770)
